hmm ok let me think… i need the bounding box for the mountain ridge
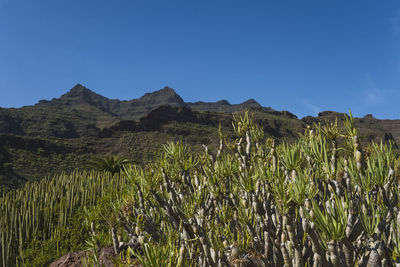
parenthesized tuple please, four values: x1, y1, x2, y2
(1, 83, 400, 190)
(1, 84, 398, 141)
(2, 84, 285, 136)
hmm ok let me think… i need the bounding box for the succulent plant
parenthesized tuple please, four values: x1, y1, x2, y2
(0, 171, 129, 266)
(4, 110, 400, 267)
(80, 110, 395, 266)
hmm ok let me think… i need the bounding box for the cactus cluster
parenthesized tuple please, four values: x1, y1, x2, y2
(0, 171, 129, 267)
(104, 111, 400, 266)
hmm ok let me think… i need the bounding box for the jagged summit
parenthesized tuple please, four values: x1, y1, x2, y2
(137, 86, 186, 106)
(33, 83, 303, 122)
(61, 84, 96, 98)
(239, 98, 261, 107)
(53, 84, 267, 116)
(216, 100, 230, 105)
(69, 83, 87, 92)
(54, 84, 114, 116)
(141, 86, 178, 97)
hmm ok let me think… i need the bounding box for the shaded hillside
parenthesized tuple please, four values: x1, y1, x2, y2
(0, 84, 399, 190)
(0, 105, 304, 190)
(0, 84, 282, 138)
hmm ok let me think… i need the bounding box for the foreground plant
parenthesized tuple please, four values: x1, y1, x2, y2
(0, 171, 129, 266)
(84, 110, 400, 266)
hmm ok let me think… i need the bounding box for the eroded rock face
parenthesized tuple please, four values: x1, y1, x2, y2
(49, 251, 87, 267)
(97, 247, 116, 267)
(49, 247, 115, 267)
(50, 243, 142, 267)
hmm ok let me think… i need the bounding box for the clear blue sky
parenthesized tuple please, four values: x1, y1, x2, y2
(1, 0, 400, 119)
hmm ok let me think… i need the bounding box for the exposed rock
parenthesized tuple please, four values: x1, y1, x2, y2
(61, 84, 95, 99)
(135, 86, 186, 106)
(318, 111, 344, 117)
(364, 114, 374, 119)
(97, 247, 117, 267)
(49, 248, 115, 267)
(301, 115, 318, 125)
(50, 243, 142, 267)
(217, 100, 230, 105)
(49, 251, 87, 267)
(99, 105, 216, 137)
(237, 99, 262, 108)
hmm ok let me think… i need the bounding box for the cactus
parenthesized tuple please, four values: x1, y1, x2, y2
(0, 170, 129, 266)
(109, 111, 400, 266)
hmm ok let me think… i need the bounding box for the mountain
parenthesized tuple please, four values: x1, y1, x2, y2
(39, 84, 187, 117)
(0, 84, 275, 137)
(0, 83, 399, 190)
(52, 84, 266, 120)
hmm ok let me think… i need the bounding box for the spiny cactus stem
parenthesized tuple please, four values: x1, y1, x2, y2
(199, 235, 214, 266)
(236, 138, 243, 155)
(111, 227, 119, 254)
(327, 240, 341, 267)
(280, 235, 293, 267)
(264, 230, 271, 261)
(246, 130, 251, 157)
(217, 139, 223, 158)
(284, 212, 304, 267)
(308, 227, 328, 266)
(367, 244, 381, 267)
(135, 182, 145, 209)
(341, 239, 355, 267)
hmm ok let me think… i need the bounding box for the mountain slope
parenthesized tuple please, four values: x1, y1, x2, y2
(0, 84, 399, 190)
(0, 84, 294, 138)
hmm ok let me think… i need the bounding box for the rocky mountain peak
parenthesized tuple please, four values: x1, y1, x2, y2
(60, 84, 110, 104)
(62, 84, 94, 98)
(216, 100, 230, 105)
(240, 98, 261, 107)
(160, 86, 175, 93)
(54, 84, 114, 114)
(137, 86, 186, 106)
(152, 86, 180, 98)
